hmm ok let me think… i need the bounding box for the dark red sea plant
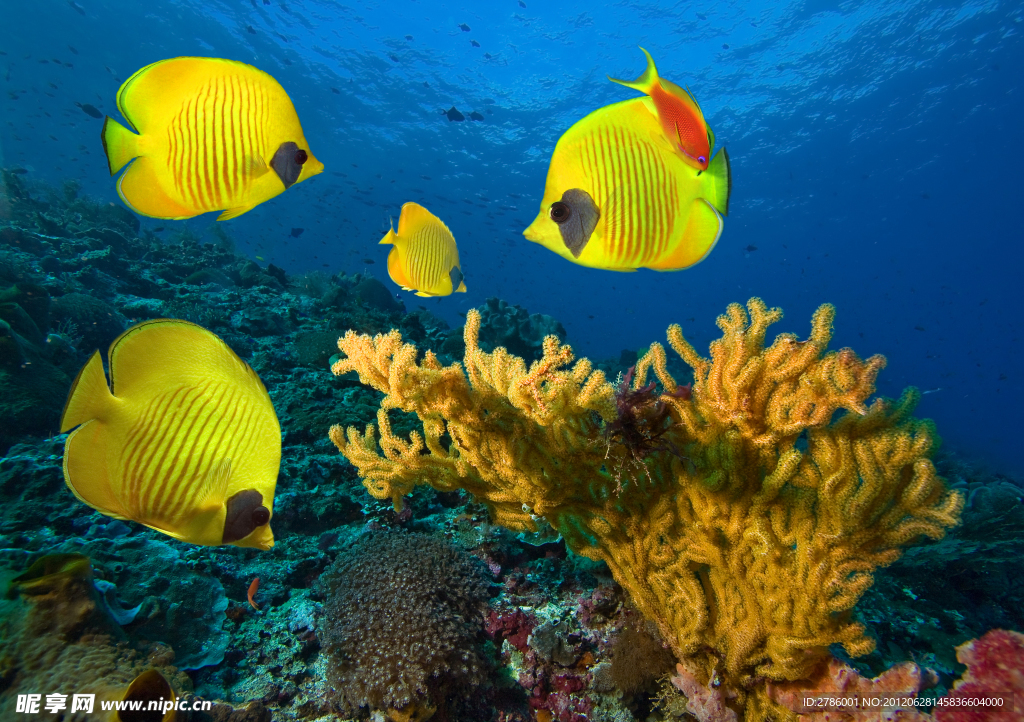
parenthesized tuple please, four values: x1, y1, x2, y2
(602, 365, 690, 491)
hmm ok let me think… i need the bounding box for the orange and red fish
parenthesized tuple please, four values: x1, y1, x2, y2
(248, 577, 260, 610)
(609, 47, 712, 171)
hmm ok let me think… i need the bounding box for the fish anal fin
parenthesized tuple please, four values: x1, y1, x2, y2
(648, 198, 721, 271)
(414, 291, 434, 297)
(386, 247, 412, 289)
(117, 157, 197, 220)
(63, 421, 128, 518)
(218, 205, 256, 221)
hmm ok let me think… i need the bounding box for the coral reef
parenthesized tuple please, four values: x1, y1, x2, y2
(934, 629, 1024, 722)
(317, 530, 490, 719)
(330, 298, 963, 704)
(0, 174, 1016, 722)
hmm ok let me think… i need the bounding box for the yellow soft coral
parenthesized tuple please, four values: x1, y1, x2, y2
(329, 299, 963, 691)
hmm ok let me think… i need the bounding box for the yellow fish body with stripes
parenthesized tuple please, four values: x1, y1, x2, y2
(523, 95, 730, 271)
(381, 202, 467, 297)
(60, 319, 281, 549)
(101, 57, 323, 221)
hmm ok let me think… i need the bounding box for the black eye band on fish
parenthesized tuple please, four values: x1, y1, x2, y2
(449, 265, 464, 291)
(223, 489, 271, 544)
(270, 141, 306, 189)
(550, 188, 600, 258)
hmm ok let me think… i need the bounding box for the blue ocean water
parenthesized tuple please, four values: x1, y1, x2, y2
(1, 0, 1020, 470)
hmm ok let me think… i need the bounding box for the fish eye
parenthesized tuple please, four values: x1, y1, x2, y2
(294, 149, 308, 165)
(699, 155, 707, 164)
(549, 201, 571, 224)
(252, 506, 270, 526)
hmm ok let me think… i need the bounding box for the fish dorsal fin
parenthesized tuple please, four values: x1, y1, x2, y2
(397, 202, 446, 238)
(107, 319, 260, 400)
(115, 57, 265, 135)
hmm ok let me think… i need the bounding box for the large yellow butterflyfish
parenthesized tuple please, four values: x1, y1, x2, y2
(381, 202, 467, 297)
(523, 95, 730, 272)
(60, 319, 281, 550)
(100, 57, 323, 221)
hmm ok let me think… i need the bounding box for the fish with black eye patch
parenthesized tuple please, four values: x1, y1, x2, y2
(381, 202, 466, 297)
(59, 319, 281, 549)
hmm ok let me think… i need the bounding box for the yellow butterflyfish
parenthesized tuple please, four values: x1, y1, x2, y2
(100, 56, 324, 221)
(523, 95, 730, 272)
(60, 319, 281, 550)
(380, 202, 467, 297)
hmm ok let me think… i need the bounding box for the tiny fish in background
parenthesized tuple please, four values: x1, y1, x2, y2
(290, 227, 304, 237)
(609, 47, 712, 171)
(100, 56, 323, 221)
(248, 577, 260, 610)
(471, 40, 480, 47)
(469, 111, 484, 121)
(444, 106, 465, 122)
(459, 23, 471, 31)
(381, 202, 466, 297)
(75, 102, 103, 118)
(60, 319, 281, 550)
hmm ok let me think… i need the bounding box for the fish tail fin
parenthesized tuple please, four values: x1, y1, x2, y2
(608, 46, 660, 95)
(703, 147, 731, 217)
(379, 222, 398, 245)
(61, 351, 115, 432)
(101, 116, 140, 176)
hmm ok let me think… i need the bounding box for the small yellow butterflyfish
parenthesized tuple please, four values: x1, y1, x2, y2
(380, 202, 467, 297)
(523, 96, 730, 272)
(113, 669, 177, 722)
(60, 319, 281, 550)
(100, 56, 324, 221)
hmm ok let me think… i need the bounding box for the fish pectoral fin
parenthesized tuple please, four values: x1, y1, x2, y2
(218, 205, 257, 221)
(195, 458, 233, 509)
(242, 154, 269, 178)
